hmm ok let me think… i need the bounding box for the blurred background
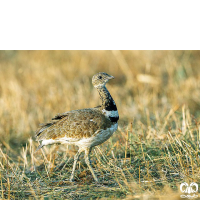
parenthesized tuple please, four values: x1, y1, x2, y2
(0, 50, 200, 149)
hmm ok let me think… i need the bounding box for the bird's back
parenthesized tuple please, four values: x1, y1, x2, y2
(35, 107, 114, 142)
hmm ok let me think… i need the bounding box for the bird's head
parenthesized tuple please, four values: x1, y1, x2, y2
(92, 72, 114, 88)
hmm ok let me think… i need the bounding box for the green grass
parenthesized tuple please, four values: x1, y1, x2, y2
(0, 50, 200, 199)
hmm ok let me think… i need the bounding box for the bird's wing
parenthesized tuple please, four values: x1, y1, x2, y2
(35, 108, 113, 141)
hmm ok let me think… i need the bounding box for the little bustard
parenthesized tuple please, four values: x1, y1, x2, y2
(35, 72, 119, 182)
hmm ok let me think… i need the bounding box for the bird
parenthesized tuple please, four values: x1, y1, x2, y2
(35, 72, 119, 182)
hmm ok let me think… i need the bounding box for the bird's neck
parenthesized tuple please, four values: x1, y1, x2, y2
(96, 85, 119, 122)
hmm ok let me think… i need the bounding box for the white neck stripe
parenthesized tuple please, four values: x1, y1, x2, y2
(102, 109, 119, 117)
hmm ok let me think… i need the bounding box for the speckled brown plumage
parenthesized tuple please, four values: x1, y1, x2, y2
(35, 72, 119, 182)
(36, 108, 113, 141)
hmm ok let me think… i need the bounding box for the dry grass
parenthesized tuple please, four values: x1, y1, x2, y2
(0, 50, 200, 199)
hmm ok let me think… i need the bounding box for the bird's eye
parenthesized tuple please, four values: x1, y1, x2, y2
(98, 76, 102, 79)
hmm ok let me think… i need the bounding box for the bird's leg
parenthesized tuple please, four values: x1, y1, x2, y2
(70, 149, 82, 182)
(84, 148, 98, 182)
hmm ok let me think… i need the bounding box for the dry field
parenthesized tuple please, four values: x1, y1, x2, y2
(0, 50, 200, 199)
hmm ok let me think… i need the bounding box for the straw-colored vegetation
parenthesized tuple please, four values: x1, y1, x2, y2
(0, 50, 200, 199)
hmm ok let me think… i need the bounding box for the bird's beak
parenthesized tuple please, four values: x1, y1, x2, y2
(109, 75, 115, 79)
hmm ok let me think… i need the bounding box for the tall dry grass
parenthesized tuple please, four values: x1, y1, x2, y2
(0, 50, 200, 199)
